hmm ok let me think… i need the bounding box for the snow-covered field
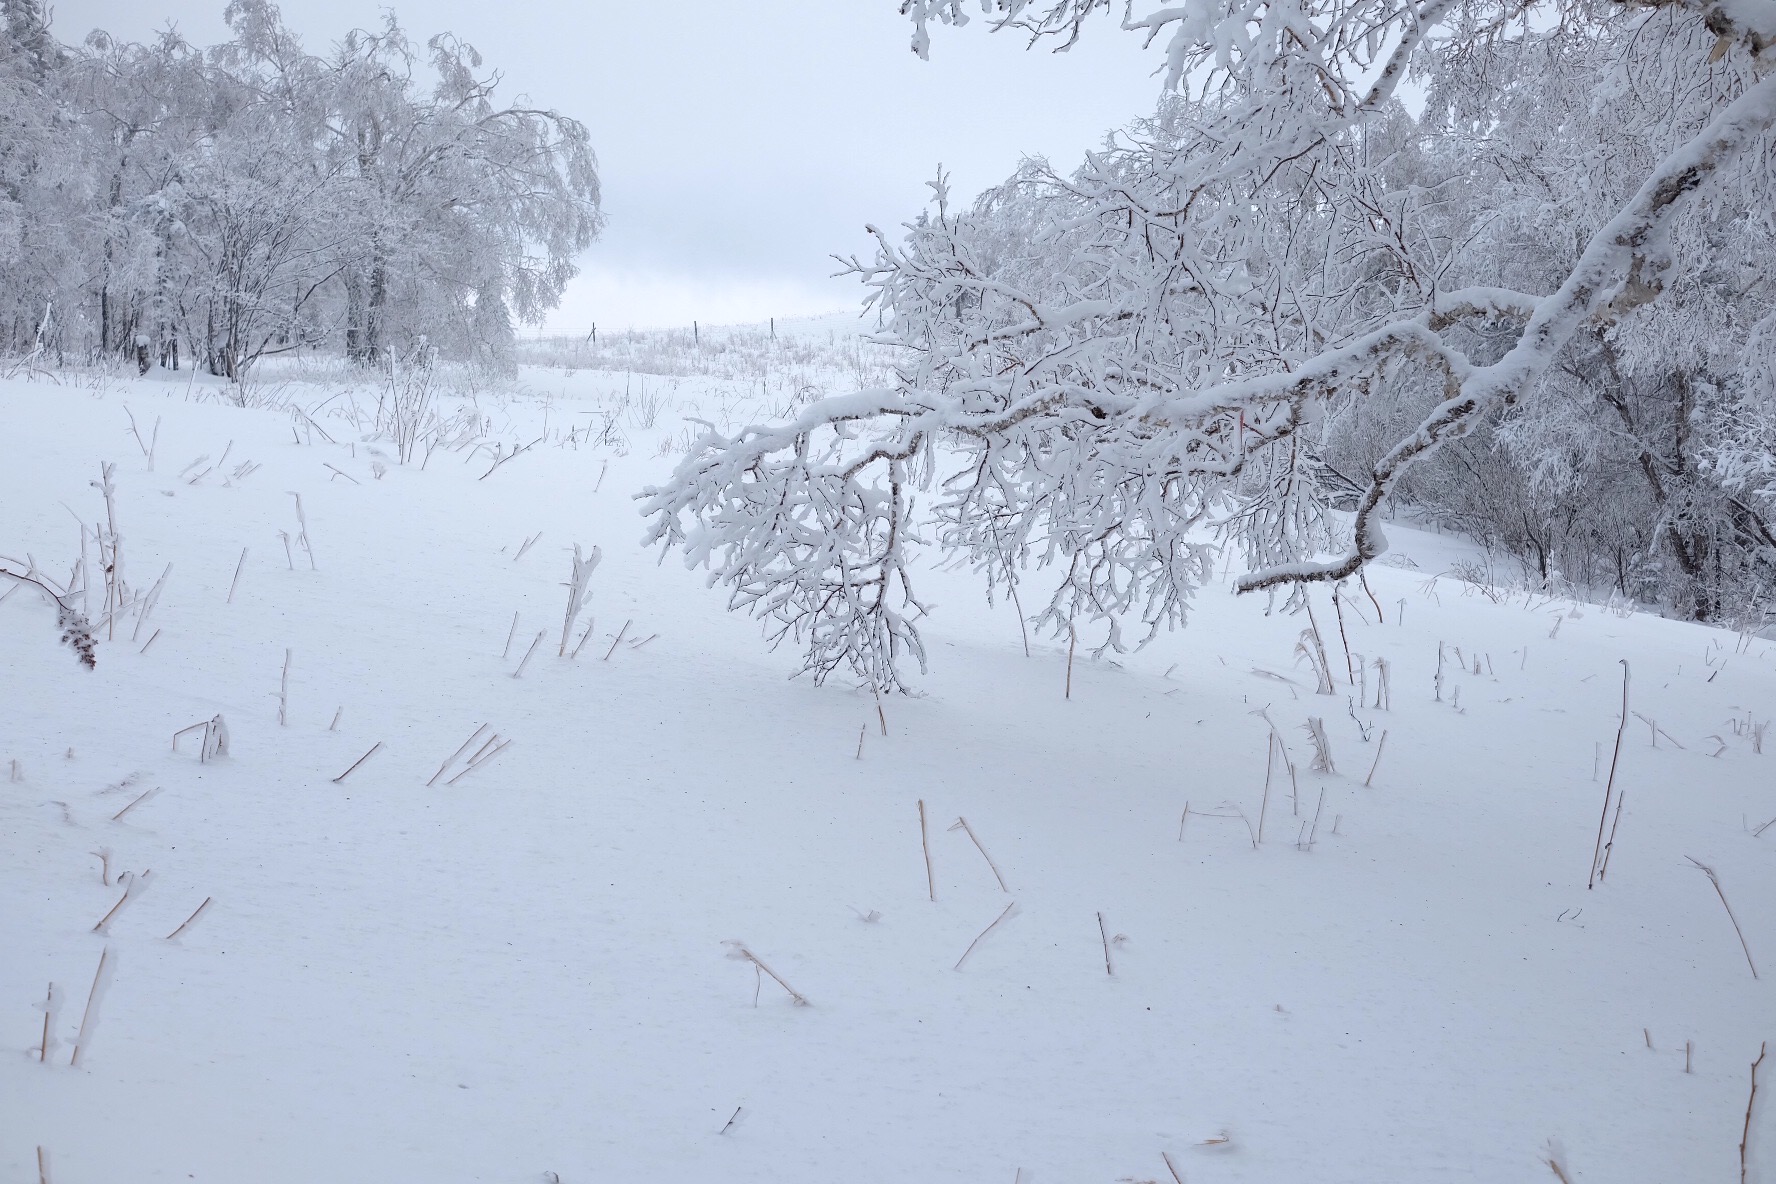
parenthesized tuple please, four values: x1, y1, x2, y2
(3, 356, 1772, 1183)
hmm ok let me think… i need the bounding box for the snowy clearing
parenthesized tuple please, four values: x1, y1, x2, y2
(3, 363, 1772, 1183)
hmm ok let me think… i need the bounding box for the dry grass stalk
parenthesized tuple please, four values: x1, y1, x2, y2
(92, 871, 149, 933)
(110, 786, 159, 822)
(1744, 1042, 1767, 1184)
(1589, 660, 1630, 889)
(1686, 857, 1758, 979)
(1333, 587, 1357, 683)
(919, 799, 936, 901)
(603, 618, 631, 661)
(559, 545, 602, 655)
(1161, 1152, 1184, 1184)
(287, 492, 316, 570)
(278, 648, 291, 725)
(512, 630, 545, 678)
(93, 848, 112, 886)
(1365, 730, 1388, 787)
(1097, 911, 1114, 976)
(227, 547, 248, 603)
(331, 741, 383, 784)
(69, 945, 110, 1067)
(954, 901, 1017, 970)
(130, 562, 171, 643)
(1303, 717, 1336, 774)
(138, 628, 160, 654)
(446, 738, 510, 785)
(429, 724, 490, 786)
(855, 723, 866, 759)
(873, 684, 888, 735)
(37, 1145, 48, 1184)
(165, 897, 213, 940)
(570, 616, 598, 659)
(724, 941, 808, 1005)
(950, 816, 1009, 892)
(38, 983, 53, 1064)
(329, 707, 342, 732)
(502, 610, 520, 658)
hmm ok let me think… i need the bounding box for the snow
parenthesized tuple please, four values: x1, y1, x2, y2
(2, 366, 1772, 1183)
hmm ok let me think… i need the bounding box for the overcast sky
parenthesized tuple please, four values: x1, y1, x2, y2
(51, 2, 1165, 329)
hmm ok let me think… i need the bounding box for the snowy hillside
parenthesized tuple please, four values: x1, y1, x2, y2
(3, 365, 1772, 1184)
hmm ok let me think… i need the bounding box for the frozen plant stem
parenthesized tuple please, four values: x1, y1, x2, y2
(725, 942, 808, 1006)
(603, 619, 631, 661)
(164, 897, 213, 940)
(38, 983, 52, 1063)
(1686, 857, 1758, 979)
(331, 742, 383, 784)
(429, 724, 489, 786)
(1365, 731, 1388, 787)
(503, 611, 520, 658)
(919, 799, 936, 901)
(227, 547, 247, 603)
(69, 946, 110, 1067)
(954, 902, 1017, 970)
(278, 649, 291, 725)
(512, 631, 545, 678)
(1097, 911, 1114, 976)
(1589, 660, 1630, 888)
(1744, 1042, 1766, 1184)
(1066, 622, 1076, 699)
(950, 816, 1009, 892)
(110, 786, 159, 822)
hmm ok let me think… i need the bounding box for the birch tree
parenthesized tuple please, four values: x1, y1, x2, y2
(644, 0, 1776, 688)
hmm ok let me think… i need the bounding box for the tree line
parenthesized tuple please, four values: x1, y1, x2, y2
(0, 0, 600, 376)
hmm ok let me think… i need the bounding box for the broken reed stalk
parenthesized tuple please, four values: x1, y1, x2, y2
(1365, 730, 1388, 787)
(165, 897, 213, 940)
(329, 707, 341, 731)
(429, 724, 490, 786)
(1687, 857, 1759, 979)
(110, 786, 159, 822)
(1589, 660, 1631, 889)
(728, 943, 808, 1006)
(919, 799, 936, 901)
(37, 1146, 47, 1184)
(511, 630, 545, 678)
(279, 648, 291, 725)
(873, 684, 888, 736)
(502, 610, 520, 659)
(69, 945, 110, 1067)
(331, 741, 383, 783)
(227, 547, 247, 603)
(1097, 911, 1114, 976)
(1744, 1042, 1766, 1184)
(952, 816, 1009, 892)
(855, 723, 866, 760)
(1162, 1151, 1185, 1184)
(603, 618, 631, 661)
(954, 901, 1017, 970)
(138, 629, 160, 654)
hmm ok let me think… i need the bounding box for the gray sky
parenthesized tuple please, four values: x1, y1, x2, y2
(52, 1, 1165, 329)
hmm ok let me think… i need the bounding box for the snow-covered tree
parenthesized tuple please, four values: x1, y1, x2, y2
(0, 0, 601, 373)
(644, 0, 1776, 688)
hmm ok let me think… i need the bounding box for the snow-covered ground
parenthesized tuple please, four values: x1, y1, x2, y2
(3, 359, 1772, 1183)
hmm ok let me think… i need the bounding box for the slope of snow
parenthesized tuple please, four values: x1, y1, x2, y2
(2, 370, 1771, 1184)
